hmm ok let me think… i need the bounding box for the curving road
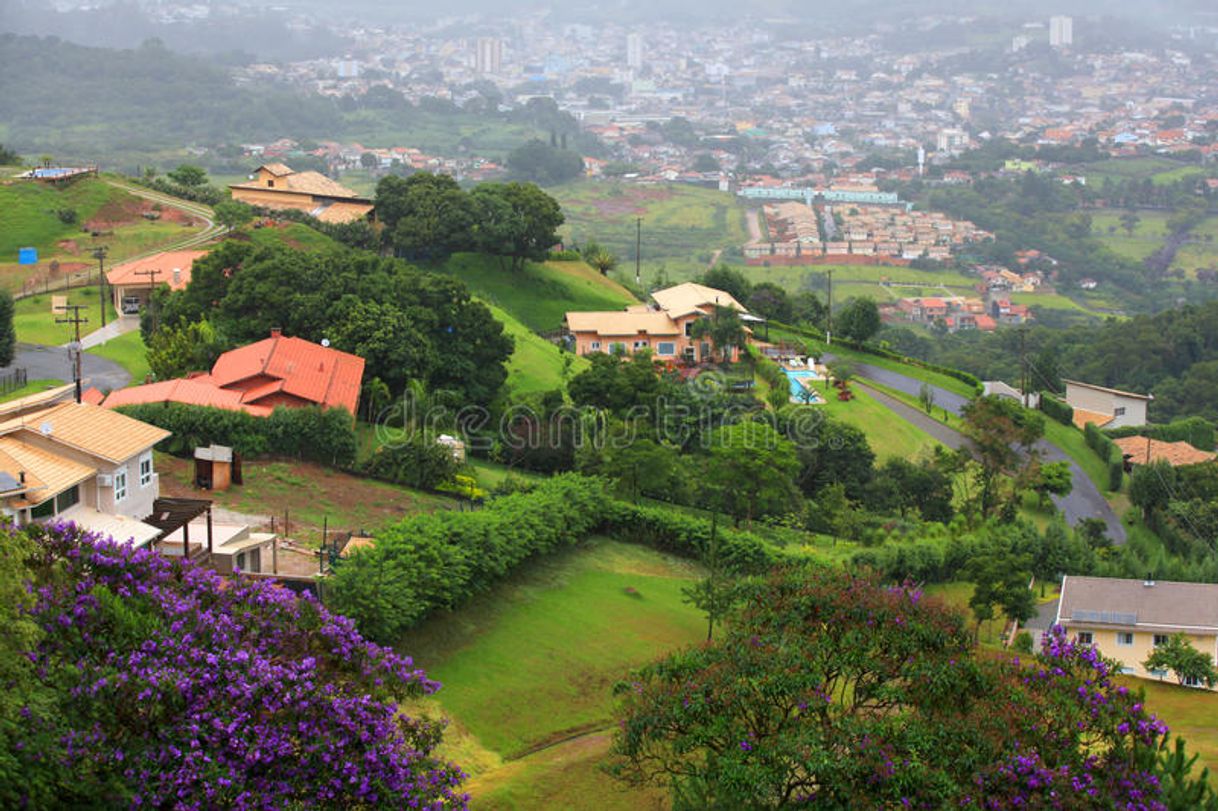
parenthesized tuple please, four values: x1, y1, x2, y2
(102, 178, 223, 257)
(830, 356, 1127, 544)
(14, 342, 131, 393)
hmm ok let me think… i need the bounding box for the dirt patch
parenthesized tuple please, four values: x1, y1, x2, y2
(84, 197, 198, 230)
(571, 186, 674, 220)
(57, 239, 80, 255)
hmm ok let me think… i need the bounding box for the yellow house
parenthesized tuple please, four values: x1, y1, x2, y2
(1056, 575, 1218, 688)
(229, 163, 374, 224)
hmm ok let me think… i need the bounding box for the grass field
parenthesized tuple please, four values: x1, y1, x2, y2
(1079, 157, 1204, 186)
(246, 221, 340, 252)
(489, 302, 588, 395)
(0, 379, 63, 403)
(549, 181, 748, 289)
(0, 177, 125, 257)
(398, 538, 704, 809)
(811, 379, 943, 461)
(442, 254, 638, 333)
(1125, 677, 1218, 786)
(86, 330, 150, 382)
(14, 285, 116, 345)
(1090, 210, 1170, 263)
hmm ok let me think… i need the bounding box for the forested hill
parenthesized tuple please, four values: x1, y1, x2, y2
(0, 35, 340, 157)
(888, 298, 1218, 423)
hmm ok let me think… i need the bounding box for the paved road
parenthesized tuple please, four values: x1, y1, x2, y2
(15, 343, 131, 393)
(77, 315, 139, 350)
(832, 354, 1127, 544)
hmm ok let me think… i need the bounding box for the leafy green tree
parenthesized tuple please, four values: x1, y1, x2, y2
(212, 200, 254, 232)
(835, 297, 882, 342)
(780, 408, 875, 499)
(919, 381, 935, 414)
(375, 172, 477, 260)
(966, 550, 1036, 643)
(864, 456, 954, 522)
(1144, 633, 1218, 688)
(362, 431, 461, 491)
(0, 144, 20, 165)
(167, 163, 207, 187)
(0, 290, 15, 367)
(1031, 459, 1073, 506)
(705, 421, 800, 526)
(1130, 460, 1177, 524)
(470, 182, 565, 272)
(960, 396, 1045, 518)
(600, 437, 683, 503)
(146, 318, 225, 380)
(506, 138, 584, 185)
(747, 282, 792, 322)
(700, 266, 751, 303)
(359, 152, 379, 169)
(691, 305, 747, 363)
(681, 512, 739, 641)
(586, 247, 618, 275)
(568, 352, 661, 414)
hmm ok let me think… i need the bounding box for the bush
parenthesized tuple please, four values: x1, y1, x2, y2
(362, 432, 461, 491)
(114, 403, 357, 467)
(547, 248, 583, 261)
(1107, 417, 1216, 452)
(138, 176, 226, 206)
(603, 501, 778, 574)
(1085, 421, 1125, 491)
(1040, 393, 1074, 426)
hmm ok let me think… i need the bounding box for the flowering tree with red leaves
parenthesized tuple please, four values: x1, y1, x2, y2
(1, 521, 466, 809)
(610, 566, 1213, 809)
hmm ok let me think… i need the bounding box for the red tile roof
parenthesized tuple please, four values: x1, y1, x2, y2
(107, 250, 208, 290)
(103, 378, 273, 416)
(209, 333, 365, 414)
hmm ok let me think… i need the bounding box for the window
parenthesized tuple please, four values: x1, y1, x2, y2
(113, 469, 127, 503)
(633, 340, 648, 350)
(266, 179, 274, 188)
(1117, 632, 1134, 647)
(1120, 666, 1137, 675)
(656, 342, 676, 356)
(235, 552, 246, 571)
(684, 322, 694, 337)
(590, 341, 601, 351)
(139, 453, 153, 487)
(1077, 631, 1093, 645)
(30, 498, 55, 520)
(1114, 406, 1126, 417)
(1154, 634, 1170, 647)
(57, 486, 79, 513)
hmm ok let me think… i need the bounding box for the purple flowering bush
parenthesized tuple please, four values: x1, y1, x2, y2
(611, 566, 1215, 810)
(3, 521, 466, 809)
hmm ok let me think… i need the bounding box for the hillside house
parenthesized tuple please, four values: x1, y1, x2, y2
(1057, 575, 1218, 688)
(1064, 379, 1152, 430)
(565, 282, 759, 363)
(229, 163, 374, 224)
(0, 400, 171, 546)
(102, 330, 365, 416)
(106, 249, 208, 314)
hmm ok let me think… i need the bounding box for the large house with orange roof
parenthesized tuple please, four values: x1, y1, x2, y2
(229, 163, 374, 224)
(106, 249, 209, 314)
(102, 329, 365, 416)
(564, 282, 760, 363)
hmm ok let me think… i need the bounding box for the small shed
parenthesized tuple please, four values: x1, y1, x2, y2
(194, 444, 242, 491)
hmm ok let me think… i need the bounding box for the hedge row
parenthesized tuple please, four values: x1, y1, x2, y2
(326, 475, 781, 642)
(1083, 422, 1125, 492)
(1040, 393, 1074, 426)
(115, 402, 357, 467)
(137, 177, 227, 206)
(1106, 416, 1215, 452)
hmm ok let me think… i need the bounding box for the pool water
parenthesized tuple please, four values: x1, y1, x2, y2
(783, 369, 823, 403)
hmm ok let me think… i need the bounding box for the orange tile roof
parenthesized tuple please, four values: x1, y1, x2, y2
(0, 436, 93, 507)
(209, 333, 365, 414)
(231, 169, 368, 202)
(102, 379, 273, 417)
(312, 201, 375, 223)
(1113, 436, 1216, 467)
(1072, 408, 1115, 430)
(565, 311, 680, 337)
(0, 402, 171, 464)
(107, 250, 208, 290)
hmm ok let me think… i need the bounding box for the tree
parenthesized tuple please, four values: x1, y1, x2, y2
(690, 305, 747, 363)
(586, 247, 618, 275)
(680, 512, 739, 642)
(1031, 459, 1073, 506)
(835, 297, 882, 342)
(470, 182, 565, 272)
(966, 550, 1036, 642)
(166, 163, 207, 187)
(0, 290, 15, 367)
(690, 153, 719, 173)
(505, 138, 584, 185)
(360, 151, 380, 169)
(1130, 460, 1177, 524)
(918, 381, 935, 414)
(212, 199, 254, 232)
(611, 568, 1192, 808)
(1144, 634, 1218, 688)
(747, 282, 792, 323)
(781, 408, 875, 499)
(705, 421, 800, 526)
(960, 396, 1045, 518)
(599, 436, 683, 503)
(700, 266, 751, 303)
(0, 144, 20, 165)
(146, 318, 226, 380)
(375, 172, 477, 260)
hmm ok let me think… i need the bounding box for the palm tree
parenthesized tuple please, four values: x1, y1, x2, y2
(691, 306, 747, 363)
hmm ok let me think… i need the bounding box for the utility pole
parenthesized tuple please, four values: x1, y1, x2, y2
(635, 217, 642, 287)
(825, 267, 833, 346)
(92, 245, 108, 328)
(135, 267, 161, 333)
(56, 304, 88, 404)
(1018, 327, 1028, 408)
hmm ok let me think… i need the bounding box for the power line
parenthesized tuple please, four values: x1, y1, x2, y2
(55, 304, 88, 404)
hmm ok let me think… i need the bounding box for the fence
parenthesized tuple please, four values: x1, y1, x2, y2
(16, 266, 106, 301)
(0, 368, 28, 397)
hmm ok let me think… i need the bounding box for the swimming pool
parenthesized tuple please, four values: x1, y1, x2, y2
(783, 368, 823, 403)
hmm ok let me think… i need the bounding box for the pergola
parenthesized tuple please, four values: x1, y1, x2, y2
(143, 497, 214, 561)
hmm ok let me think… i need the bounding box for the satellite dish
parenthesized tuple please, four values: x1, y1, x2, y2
(320, 338, 331, 348)
(39, 422, 53, 436)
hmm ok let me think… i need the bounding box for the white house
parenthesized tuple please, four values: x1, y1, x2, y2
(1063, 379, 1152, 430)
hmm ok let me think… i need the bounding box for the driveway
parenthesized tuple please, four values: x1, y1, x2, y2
(830, 354, 1127, 544)
(14, 342, 131, 393)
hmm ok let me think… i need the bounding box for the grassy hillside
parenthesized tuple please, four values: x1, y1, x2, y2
(399, 538, 703, 809)
(489, 302, 587, 395)
(442, 254, 637, 333)
(549, 181, 749, 288)
(0, 177, 127, 258)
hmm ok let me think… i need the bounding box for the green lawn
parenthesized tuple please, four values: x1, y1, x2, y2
(813, 379, 943, 462)
(246, 221, 340, 252)
(1009, 290, 1105, 319)
(1041, 418, 1114, 494)
(442, 254, 638, 333)
(15, 285, 116, 345)
(86, 329, 150, 382)
(0, 176, 125, 257)
(398, 538, 704, 808)
(1090, 210, 1170, 263)
(1123, 676, 1218, 788)
(489, 302, 588, 394)
(1079, 157, 1202, 186)
(923, 581, 1010, 648)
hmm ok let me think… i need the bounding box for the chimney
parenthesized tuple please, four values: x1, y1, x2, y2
(172, 267, 181, 286)
(18, 471, 25, 485)
(270, 327, 282, 338)
(1144, 572, 1155, 587)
